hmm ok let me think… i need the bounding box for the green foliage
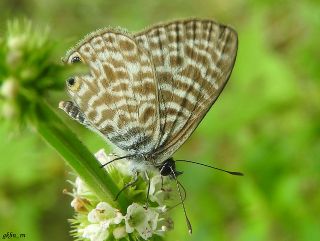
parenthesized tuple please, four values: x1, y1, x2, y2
(0, 19, 130, 241)
(0, 20, 64, 127)
(0, 1, 319, 241)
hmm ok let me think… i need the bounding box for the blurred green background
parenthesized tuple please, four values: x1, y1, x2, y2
(0, 0, 319, 240)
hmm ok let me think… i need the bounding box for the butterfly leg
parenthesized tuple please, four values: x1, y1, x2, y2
(59, 101, 90, 127)
(144, 171, 151, 209)
(114, 171, 139, 201)
(161, 176, 165, 191)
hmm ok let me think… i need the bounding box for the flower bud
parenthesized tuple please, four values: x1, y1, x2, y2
(82, 224, 109, 241)
(1, 78, 19, 99)
(2, 101, 17, 119)
(6, 50, 22, 67)
(7, 35, 26, 50)
(71, 197, 90, 212)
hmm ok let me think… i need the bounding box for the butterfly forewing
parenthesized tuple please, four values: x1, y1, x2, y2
(63, 31, 161, 155)
(134, 19, 238, 162)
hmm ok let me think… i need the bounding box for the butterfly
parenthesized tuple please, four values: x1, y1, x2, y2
(59, 19, 238, 233)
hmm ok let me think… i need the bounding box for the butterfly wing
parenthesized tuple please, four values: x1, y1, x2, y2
(63, 30, 161, 156)
(134, 19, 238, 162)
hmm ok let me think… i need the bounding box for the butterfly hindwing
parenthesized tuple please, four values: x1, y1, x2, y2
(134, 19, 238, 162)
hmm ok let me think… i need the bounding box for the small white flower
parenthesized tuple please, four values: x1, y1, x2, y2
(66, 177, 92, 212)
(113, 226, 127, 239)
(156, 206, 167, 213)
(125, 203, 159, 240)
(80, 202, 125, 241)
(82, 223, 109, 241)
(95, 149, 132, 176)
(149, 175, 163, 203)
(149, 175, 179, 207)
(88, 202, 123, 225)
(94, 149, 111, 165)
(74, 177, 91, 196)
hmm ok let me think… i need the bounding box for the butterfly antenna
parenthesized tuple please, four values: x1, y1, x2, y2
(175, 160, 244, 176)
(169, 166, 192, 235)
(167, 180, 187, 211)
(101, 154, 136, 168)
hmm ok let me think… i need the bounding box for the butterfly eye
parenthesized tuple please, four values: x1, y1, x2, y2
(71, 56, 81, 63)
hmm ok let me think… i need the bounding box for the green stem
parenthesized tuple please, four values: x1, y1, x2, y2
(33, 100, 130, 212)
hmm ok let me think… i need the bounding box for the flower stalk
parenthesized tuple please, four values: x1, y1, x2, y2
(34, 101, 130, 211)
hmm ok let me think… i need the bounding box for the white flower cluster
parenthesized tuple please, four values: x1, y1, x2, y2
(82, 202, 124, 240)
(69, 149, 175, 241)
(79, 201, 168, 241)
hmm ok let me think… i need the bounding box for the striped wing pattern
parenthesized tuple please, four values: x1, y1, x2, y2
(62, 19, 237, 164)
(135, 19, 238, 162)
(63, 32, 160, 155)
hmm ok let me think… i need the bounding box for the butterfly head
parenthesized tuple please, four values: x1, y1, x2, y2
(159, 157, 183, 178)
